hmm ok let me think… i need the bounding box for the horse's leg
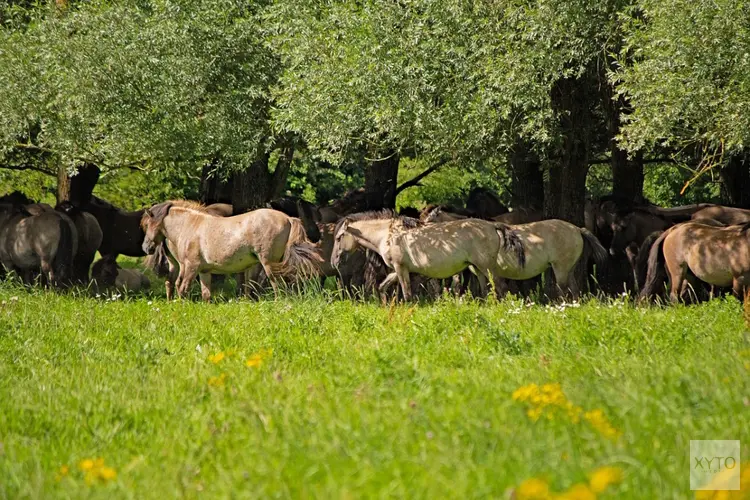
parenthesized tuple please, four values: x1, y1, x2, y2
(40, 260, 54, 288)
(393, 265, 412, 302)
(259, 260, 279, 298)
(165, 260, 179, 301)
(199, 272, 212, 302)
(668, 266, 686, 304)
(177, 263, 198, 299)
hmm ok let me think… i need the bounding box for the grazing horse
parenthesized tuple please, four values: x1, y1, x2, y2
(91, 255, 151, 293)
(692, 205, 750, 225)
(82, 196, 146, 258)
(331, 210, 525, 301)
(55, 202, 103, 283)
(140, 201, 321, 301)
(0, 200, 77, 287)
(641, 220, 750, 302)
(493, 208, 543, 225)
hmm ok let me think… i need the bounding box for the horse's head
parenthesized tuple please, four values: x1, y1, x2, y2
(331, 218, 359, 269)
(91, 256, 119, 287)
(140, 202, 173, 254)
(0, 190, 35, 207)
(608, 212, 635, 256)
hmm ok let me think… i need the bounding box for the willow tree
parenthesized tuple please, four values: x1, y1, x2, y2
(271, 0, 632, 221)
(616, 0, 750, 206)
(0, 0, 288, 209)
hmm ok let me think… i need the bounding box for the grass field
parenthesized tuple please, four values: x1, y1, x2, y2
(0, 282, 748, 499)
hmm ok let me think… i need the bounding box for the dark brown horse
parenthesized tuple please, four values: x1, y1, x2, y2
(0, 196, 77, 287)
(692, 205, 750, 225)
(55, 202, 103, 283)
(466, 187, 508, 219)
(82, 196, 145, 258)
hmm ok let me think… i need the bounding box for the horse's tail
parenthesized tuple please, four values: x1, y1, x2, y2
(143, 241, 171, 277)
(635, 230, 663, 291)
(640, 228, 671, 300)
(579, 228, 608, 269)
(274, 218, 323, 277)
(52, 215, 76, 287)
(494, 223, 525, 267)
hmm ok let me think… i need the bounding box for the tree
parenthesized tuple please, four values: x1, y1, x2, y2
(0, 0, 286, 209)
(616, 0, 750, 205)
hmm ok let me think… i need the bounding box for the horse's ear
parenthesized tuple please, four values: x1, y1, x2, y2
(145, 208, 153, 218)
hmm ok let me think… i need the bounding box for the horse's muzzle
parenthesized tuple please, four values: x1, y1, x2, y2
(142, 241, 156, 255)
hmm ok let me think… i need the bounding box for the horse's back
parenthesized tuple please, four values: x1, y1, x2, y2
(692, 205, 750, 225)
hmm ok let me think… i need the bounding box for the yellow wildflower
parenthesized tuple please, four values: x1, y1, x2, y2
(208, 352, 225, 364)
(556, 483, 596, 500)
(516, 478, 551, 500)
(246, 348, 273, 368)
(589, 466, 624, 493)
(584, 409, 621, 440)
(55, 464, 70, 482)
(77, 457, 117, 484)
(98, 466, 117, 481)
(208, 373, 227, 387)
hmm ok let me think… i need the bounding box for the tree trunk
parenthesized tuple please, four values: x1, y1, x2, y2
(364, 151, 399, 210)
(69, 163, 100, 206)
(231, 151, 272, 213)
(200, 159, 233, 205)
(612, 150, 644, 205)
(545, 76, 593, 227)
(720, 154, 750, 208)
(269, 144, 296, 200)
(510, 142, 544, 209)
(56, 164, 71, 204)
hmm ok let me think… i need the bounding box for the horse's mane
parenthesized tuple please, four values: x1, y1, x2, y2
(335, 209, 421, 236)
(738, 221, 750, 233)
(168, 199, 212, 213)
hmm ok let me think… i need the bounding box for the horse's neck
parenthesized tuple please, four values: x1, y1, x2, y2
(164, 209, 205, 247)
(350, 220, 392, 256)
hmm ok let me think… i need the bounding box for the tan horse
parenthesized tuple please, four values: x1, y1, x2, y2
(493, 219, 607, 297)
(331, 210, 525, 300)
(692, 205, 750, 225)
(0, 202, 78, 286)
(140, 200, 320, 301)
(91, 256, 151, 293)
(642, 220, 750, 302)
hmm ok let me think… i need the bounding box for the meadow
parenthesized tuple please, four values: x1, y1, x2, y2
(0, 281, 748, 499)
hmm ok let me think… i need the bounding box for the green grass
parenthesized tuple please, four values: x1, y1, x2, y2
(0, 282, 748, 499)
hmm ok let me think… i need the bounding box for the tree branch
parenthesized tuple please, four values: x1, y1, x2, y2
(0, 163, 57, 177)
(396, 158, 449, 194)
(588, 157, 676, 166)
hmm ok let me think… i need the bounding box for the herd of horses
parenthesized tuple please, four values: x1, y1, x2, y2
(2, 187, 750, 304)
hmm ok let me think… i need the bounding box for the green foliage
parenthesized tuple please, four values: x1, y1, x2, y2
(0, 0, 277, 176)
(0, 285, 747, 497)
(617, 0, 750, 155)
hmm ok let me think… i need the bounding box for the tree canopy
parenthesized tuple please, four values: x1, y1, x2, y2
(0, 0, 746, 213)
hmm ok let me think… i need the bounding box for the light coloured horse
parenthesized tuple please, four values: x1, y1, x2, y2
(140, 200, 320, 301)
(642, 220, 750, 302)
(0, 201, 78, 287)
(331, 210, 525, 300)
(492, 219, 608, 298)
